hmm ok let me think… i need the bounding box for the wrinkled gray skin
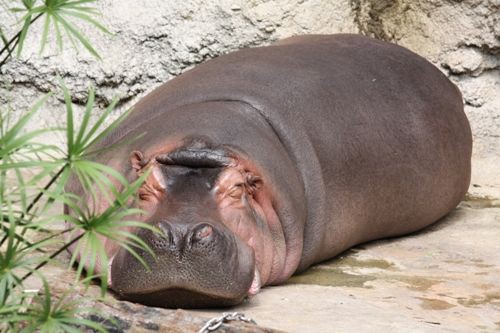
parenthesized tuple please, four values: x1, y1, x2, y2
(66, 34, 472, 308)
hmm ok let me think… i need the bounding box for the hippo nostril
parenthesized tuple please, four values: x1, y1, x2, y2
(151, 232, 170, 250)
(196, 225, 213, 239)
(190, 223, 214, 245)
(152, 222, 174, 250)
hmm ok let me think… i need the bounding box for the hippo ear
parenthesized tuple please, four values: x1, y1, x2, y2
(130, 151, 147, 172)
(245, 172, 263, 194)
(155, 148, 234, 168)
(129, 151, 166, 204)
(130, 150, 166, 190)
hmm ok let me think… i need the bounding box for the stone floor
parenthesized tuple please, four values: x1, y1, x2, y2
(27, 157, 500, 332)
(198, 204, 500, 333)
(197, 157, 500, 333)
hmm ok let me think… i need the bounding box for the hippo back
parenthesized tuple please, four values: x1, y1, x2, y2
(99, 34, 472, 272)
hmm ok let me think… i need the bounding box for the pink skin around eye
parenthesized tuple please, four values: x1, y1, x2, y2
(213, 166, 277, 288)
(196, 225, 213, 239)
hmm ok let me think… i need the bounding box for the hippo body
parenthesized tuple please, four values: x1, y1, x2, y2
(67, 34, 472, 307)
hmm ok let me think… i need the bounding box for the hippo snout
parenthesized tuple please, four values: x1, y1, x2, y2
(150, 222, 217, 256)
(110, 220, 256, 308)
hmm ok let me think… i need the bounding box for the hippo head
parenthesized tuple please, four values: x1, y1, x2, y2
(109, 140, 284, 308)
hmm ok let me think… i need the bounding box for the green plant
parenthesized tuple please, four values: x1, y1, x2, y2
(0, 0, 110, 69)
(8, 279, 108, 333)
(1, 1, 153, 332)
(0, 84, 155, 332)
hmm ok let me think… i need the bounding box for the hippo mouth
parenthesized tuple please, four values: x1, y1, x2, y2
(110, 267, 261, 308)
(108, 227, 259, 308)
(108, 258, 261, 308)
(116, 287, 244, 308)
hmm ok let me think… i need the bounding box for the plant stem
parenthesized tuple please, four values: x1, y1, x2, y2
(0, 13, 43, 69)
(0, 38, 20, 68)
(18, 227, 73, 253)
(0, 13, 43, 55)
(24, 164, 66, 216)
(0, 164, 65, 249)
(0, 222, 38, 249)
(20, 232, 84, 283)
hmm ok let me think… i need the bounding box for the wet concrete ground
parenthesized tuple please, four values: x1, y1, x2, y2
(197, 203, 500, 332)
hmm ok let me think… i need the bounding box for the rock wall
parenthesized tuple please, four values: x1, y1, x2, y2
(351, 0, 499, 194)
(1, 0, 498, 186)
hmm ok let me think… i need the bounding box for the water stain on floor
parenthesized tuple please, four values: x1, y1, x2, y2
(469, 258, 495, 269)
(463, 193, 500, 209)
(311, 250, 398, 272)
(334, 256, 396, 270)
(287, 266, 376, 288)
(417, 297, 456, 310)
(458, 292, 500, 307)
(390, 275, 441, 292)
(287, 253, 442, 292)
(288, 254, 398, 288)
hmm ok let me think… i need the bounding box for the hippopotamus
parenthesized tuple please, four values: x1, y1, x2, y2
(66, 34, 472, 308)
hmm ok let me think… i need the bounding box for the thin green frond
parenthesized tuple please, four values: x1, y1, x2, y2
(74, 85, 94, 148)
(0, 93, 51, 151)
(16, 12, 32, 56)
(46, 167, 71, 201)
(0, 27, 13, 59)
(0, 303, 21, 315)
(53, 16, 63, 51)
(0, 129, 55, 158)
(0, 28, 6, 46)
(17, 230, 64, 253)
(22, 0, 37, 10)
(0, 160, 60, 171)
(79, 161, 129, 188)
(65, 172, 154, 280)
(59, 0, 99, 8)
(12, 165, 28, 211)
(60, 79, 74, 153)
(81, 97, 120, 148)
(20, 277, 108, 333)
(83, 131, 145, 158)
(59, 9, 110, 34)
(60, 14, 78, 50)
(60, 318, 107, 333)
(52, 12, 101, 58)
(113, 241, 151, 272)
(39, 12, 51, 54)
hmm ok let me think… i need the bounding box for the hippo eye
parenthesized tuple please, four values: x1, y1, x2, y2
(138, 191, 149, 201)
(227, 184, 244, 199)
(194, 224, 213, 242)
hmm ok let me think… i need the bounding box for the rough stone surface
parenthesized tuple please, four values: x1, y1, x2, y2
(0, 0, 498, 166)
(5, 1, 499, 332)
(352, 0, 500, 158)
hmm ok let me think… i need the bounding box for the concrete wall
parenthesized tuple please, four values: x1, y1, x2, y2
(1, 0, 498, 191)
